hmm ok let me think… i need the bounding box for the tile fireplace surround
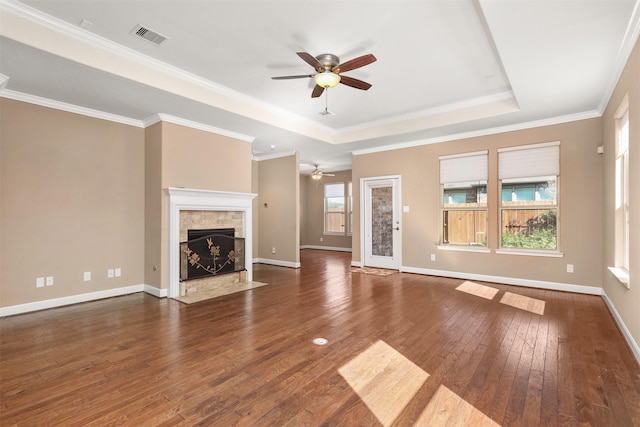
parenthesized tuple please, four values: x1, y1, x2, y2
(167, 188, 256, 299)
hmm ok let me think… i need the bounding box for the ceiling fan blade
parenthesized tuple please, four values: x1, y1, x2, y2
(333, 54, 376, 73)
(339, 75, 372, 90)
(271, 74, 314, 80)
(297, 52, 324, 72)
(311, 85, 325, 98)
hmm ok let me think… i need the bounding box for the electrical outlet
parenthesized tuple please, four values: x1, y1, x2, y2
(46, 276, 54, 286)
(320, 237, 323, 242)
(567, 264, 574, 273)
(271, 247, 276, 254)
(107, 269, 114, 278)
(430, 254, 436, 262)
(36, 277, 45, 288)
(83, 271, 91, 281)
(115, 268, 121, 277)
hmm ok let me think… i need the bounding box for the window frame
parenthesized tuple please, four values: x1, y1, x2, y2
(611, 95, 630, 287)
(438, 151, 489, 250)
(497, 142, 561, 256)
(323, 181, 348, 236)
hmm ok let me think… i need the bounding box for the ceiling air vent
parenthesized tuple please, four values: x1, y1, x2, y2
(130, 24, 168, 46)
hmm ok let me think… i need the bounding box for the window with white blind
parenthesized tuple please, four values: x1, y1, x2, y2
(498, 142, 559, 252)
(611, 96, 630, 287)
(324, 182, 346, 234)
(440, 151, 488, 247)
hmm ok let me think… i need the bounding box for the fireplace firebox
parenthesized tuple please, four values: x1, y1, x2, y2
(181, 228, 245, 281)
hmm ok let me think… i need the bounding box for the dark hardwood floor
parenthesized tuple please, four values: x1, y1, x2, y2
(2, 250, 639, 426)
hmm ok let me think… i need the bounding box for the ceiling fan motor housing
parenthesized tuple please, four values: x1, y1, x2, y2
(315, 53, 340, 71)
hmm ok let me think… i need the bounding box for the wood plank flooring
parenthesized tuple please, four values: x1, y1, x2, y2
(2, 250, 639, 426)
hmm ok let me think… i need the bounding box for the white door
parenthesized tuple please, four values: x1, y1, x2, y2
(362, 177, 401, 269)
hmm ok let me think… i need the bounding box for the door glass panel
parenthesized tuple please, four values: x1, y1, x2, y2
(371, 186, 393, 256)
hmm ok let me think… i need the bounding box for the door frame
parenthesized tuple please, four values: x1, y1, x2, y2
(360, 175, 402, 269)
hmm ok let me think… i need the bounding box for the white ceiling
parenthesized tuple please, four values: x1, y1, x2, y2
(1, 0, 639, 174)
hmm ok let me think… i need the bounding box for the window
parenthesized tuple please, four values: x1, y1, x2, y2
(498, 142, 559, 251)
(612, 96, 629, 286)
(440, 151, 488, 247)
(324, 182, 345, 234)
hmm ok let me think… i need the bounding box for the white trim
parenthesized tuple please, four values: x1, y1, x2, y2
(0, 73, 9, 90)
(144, 284, 167, 298)
(167, 188, 256, 299)
(252, 150, 298, 161)
(602, 290, 640, 364)
(301, 245, 352, 252)
(399, 266, 602, 295)
(143, 113, 254, 142)
(351, 260, 362, 267)
(0, 284, 160, 317)
(253, 258, 301, 268)
(597, 0, 640, 113)
(608, 267, 630, 288)
(495, 249, 564, 258)
(497, 140, 560, 153)
(437, 245, 491, 253)
(1, 89, 144, 127)
(352, 111, 599, 157)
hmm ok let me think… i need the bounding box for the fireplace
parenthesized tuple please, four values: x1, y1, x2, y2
(182, 228, 244, 280)
(168, 188, 256, 299)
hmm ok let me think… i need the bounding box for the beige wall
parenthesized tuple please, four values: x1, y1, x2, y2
(252, 160, 260, 258)
(144, 122, 162, 288)
(300, 170, 352, 250)
(257, 154, 300, 264)
(602, 38, 640, 347)
(353, 118, 604, 288)
(1, 99, 145, 307)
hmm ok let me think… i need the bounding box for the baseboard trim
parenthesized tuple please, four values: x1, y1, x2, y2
(0, 284, 166, 317)
(601, 290, 640, 364)
(399, 266, 603, 295)
(253, 258, 301, 268)
(300, 245, 352, 252)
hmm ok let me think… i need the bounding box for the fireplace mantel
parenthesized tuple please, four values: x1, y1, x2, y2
(167, 188, 257, 298)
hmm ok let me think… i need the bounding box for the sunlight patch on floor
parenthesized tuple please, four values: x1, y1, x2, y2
(455, 281, 500, 300)
(500, 291, 545, 315)
(338, 340, 429, 426)
(415, 384, 501, 426)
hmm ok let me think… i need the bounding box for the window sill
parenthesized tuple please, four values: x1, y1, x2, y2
(437, 245, 491, 253)
(608, 267, 630, 289)
(495, 248, 564, 258)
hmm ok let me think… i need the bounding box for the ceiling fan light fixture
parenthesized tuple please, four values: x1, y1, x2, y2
(311, 169, 322, 180)
(314, 71, 340, 88)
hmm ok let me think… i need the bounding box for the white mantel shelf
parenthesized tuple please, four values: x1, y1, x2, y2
(167, 188, 257, 298)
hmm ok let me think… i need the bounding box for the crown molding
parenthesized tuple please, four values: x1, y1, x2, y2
(143, 113, 255, 142)
(252, 150, 297, 161)
(0, 89, 145, 127)
(352, 110, 601, 156)
(597, 0, 640, 113)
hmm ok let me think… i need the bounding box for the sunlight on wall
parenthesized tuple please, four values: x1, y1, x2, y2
(500, 292, 546, 315)
(456, 281, 500, 300)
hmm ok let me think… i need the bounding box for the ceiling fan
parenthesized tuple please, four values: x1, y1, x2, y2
(310, 164, 335, 180)
(272, 52, 376, 98)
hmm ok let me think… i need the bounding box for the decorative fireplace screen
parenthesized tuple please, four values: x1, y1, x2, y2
(180, 228, 246, 281)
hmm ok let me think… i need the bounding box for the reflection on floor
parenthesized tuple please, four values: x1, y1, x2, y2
(500, 291, 546, 315)
(455, 280, 546, 315)
(339, 340, 500, 426)
(456, 280, 500, 300)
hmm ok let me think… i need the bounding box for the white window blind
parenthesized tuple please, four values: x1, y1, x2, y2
(325, 183, 344, 198)
(439, 151, 488, 184)
(499, 142, 559, 179)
